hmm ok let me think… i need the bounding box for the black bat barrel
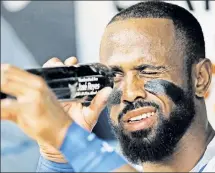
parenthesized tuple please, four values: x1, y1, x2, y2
(1, 63, 114, 102)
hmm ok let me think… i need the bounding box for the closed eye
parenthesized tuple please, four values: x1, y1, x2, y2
(140, 71, 160, 75)
(135, 64, 167, 77)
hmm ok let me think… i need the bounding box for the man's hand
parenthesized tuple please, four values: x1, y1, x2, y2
(39, 57, 112, 163)
(42, 57, 112, 132)
(1, 63, 72, 149)
(1, 57, 112, 163)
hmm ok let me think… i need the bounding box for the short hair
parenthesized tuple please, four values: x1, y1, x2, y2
(108, 1, 205, 69)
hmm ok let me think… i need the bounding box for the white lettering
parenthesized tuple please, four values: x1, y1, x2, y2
(87, 82, 100, 90)
(78, 77, 99, 82)
(77, 82, 87, 91)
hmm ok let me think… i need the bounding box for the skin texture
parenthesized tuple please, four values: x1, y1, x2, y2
(0, 17, 214, 172)
(109, 79, 197, 165)
(107, 79, 187, 108)
(0, 57, 112, 157)
(100, 18, 214, 172)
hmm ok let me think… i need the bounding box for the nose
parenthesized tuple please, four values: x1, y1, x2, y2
(121, 73, 147, 103)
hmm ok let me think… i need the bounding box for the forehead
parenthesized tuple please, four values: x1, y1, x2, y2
(100, 18, 185, 68)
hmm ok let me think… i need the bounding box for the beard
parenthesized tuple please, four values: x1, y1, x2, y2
(109, 85, 195, 165)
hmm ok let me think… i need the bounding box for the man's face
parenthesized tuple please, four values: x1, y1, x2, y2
(100, 18, 196, 164)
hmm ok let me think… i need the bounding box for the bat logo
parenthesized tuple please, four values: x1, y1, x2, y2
(68, 82, 78, 99)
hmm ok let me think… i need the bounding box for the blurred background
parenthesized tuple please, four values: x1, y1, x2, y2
(1, 1, 215, 172)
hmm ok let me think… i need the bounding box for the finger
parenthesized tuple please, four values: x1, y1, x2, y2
(1, 64, 44, 89)
(1, 76, 33, 97)
(64, 57, 78, 66)
(43, 57, 64, 68)
(87, 87, 112, 117)
(1, 99, 18, 121)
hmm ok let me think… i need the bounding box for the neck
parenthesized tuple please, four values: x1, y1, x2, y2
(142, 115, 215, 172)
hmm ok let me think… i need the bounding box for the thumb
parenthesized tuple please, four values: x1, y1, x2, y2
(86, 87, 112, 121)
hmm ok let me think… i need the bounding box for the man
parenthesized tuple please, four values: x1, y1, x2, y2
(1, 1, 215, 172)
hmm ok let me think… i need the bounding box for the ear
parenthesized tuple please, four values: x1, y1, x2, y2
(194, 58, 212, 97)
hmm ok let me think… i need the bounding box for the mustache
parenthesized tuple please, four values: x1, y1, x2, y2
(118, 100, 160, 121)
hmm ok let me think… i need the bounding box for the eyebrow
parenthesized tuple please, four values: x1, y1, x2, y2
(133, 64, 166, 71)
(109, 64, 166, 72)
(109, 66, 124, 72)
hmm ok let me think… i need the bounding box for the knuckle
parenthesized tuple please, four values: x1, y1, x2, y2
(32, 90, 43, 101)
(35, 77, 46, 91)
(31, 78, 50, 103)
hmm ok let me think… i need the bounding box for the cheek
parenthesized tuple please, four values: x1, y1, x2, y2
(146, 92, 172, 117)
(144, 79, 185, 103)
(144, 79, 186, 117)
(156, 94, 174, 118)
